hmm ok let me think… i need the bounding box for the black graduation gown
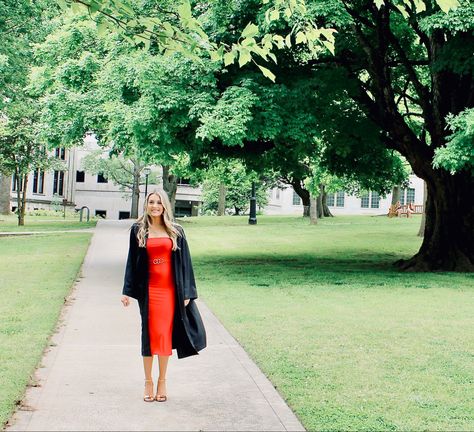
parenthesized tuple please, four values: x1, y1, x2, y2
(122, 223, 207, 358)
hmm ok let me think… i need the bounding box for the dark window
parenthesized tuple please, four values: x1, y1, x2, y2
(361, 194, 369, 208)
(76, 171, 85, 182)
(97, 173, 108, 183)
(336, 191, 345, 207)
(292, 191, 302, 206)
(370, 192, 380, 208)
(12, 173, 23, 192)
(33, 170, 44, 194)
(119, 211, 130, 220)
(400, 189, 406, 205)
(177, 177, 191, 185)
(406, 188, 415, 204)
(95, 210, 107, 218)
(326, 193, 335, 207)
(53, 171, 64, 196)
(55, 147, 65, 160)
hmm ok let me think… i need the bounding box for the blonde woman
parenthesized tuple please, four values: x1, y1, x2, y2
(121, 189, 206, 402)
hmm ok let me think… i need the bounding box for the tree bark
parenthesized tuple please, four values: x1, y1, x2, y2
(322, 190, 333, 217)
(418, 181, 427, 237)
(309, 195, 318, 225)
(395, 172, 473, 271)
(130, 165, 140, 219)
(19, 174, 28, 226)
(289, 178, 310, 217)
(162, 165, 177, 214)
(391, 186, 401, 205)
(217, 182, 226, 216)
(0, 173, 11, 215)
(316, 185, 324, 219)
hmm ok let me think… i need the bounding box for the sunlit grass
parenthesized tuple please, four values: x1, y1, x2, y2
(184, 215, 474, 431)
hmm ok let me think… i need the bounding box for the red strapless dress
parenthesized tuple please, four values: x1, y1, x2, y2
(147, 237, 176, 356)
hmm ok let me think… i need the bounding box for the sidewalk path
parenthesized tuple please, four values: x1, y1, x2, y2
(0, 228, 95, 237)
(6, 220, 304, 432)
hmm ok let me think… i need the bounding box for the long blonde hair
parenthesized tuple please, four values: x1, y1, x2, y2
(136, 188, 181, 250)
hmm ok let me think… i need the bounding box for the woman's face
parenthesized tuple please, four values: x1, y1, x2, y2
(147, 194, 164, 218)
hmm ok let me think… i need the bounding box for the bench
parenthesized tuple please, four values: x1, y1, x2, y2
(398, 204, 423, 217)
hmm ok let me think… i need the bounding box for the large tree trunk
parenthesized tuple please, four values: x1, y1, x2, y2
(320, 185, 333, 217)
(289, 178, 310, 217)
(162, 165, 177, 214)
(130, 166, 140, 219)
(0, 173, 11, 215)
(396, 172, 473, 271)
(418, 181, 427, 237)
(316, 185, 324, 219)
(391, 186, 401, 205)
(217, 182, 226, 216)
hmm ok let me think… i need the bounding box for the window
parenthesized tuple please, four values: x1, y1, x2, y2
(53, 171, 64, 196)
(326, 193, 335, 207)
(400, 191, 405, 205)
(275, 189, 280, 200)
(33, 170, 44, 194)
(97, 173, 108, 183)
(177, 177, 190, 185)
(370, 192, 380, 208)
(119, 211, 130, 220)
(11, 173, 23, 192)
(361, 193, 369, 208)
(292, 191, 302, 205)
(55, 147, 65, 160)
(406, 188, 415, 204)
(76, 171, 85, 182)
(95, 210, 107, 218)
(336, 191, 345, 207)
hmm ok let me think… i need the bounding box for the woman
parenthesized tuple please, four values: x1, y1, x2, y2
(121, 189, 206, 403)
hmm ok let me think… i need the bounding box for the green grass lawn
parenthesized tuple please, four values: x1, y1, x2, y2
(0, 213, 97, 232)
(0, 233, 92, 428)
(183, 215, 474, 431)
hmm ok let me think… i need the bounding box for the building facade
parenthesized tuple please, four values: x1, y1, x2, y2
(264, 175, 424, 216)
(8, 142, 202, 219)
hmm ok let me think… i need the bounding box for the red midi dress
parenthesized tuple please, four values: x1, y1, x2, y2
(147, 237, 176, 356)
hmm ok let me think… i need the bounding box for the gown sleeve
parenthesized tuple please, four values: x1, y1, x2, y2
(179, 227, 198, 301)
(122, 225, 139, 299)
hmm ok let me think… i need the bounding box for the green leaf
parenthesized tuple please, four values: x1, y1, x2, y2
(285, 33, 292, 48)
(374, 0, 384, 9)
(242, 37, 256, 47)
(435, 0, 460, 13)
(268, 52, 277, 64)
(295, 31, 307, 44)
(177, 0, 192, 21)
(269, 9, 280, 21)
(256, 63, 276, 82)
(322, 40, 335, 55)
(224, 50, 236, 66)
(238, 48, 252, 67)
(97, 22, 109, 37)
(242, 23, 259, 39)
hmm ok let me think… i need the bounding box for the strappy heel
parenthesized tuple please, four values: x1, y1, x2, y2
(144, 379, 155, 402)
(155, 378, 167, 402)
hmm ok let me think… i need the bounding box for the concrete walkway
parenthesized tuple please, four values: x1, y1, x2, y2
(6, 220, 304, 432)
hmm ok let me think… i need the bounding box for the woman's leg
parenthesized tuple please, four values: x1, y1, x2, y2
(143, 356, 154, 401)
(156, 355, 170, 400)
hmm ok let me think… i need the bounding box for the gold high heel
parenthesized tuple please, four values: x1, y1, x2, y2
(155, 379, 167, 402)
(144, 379, 155, 402)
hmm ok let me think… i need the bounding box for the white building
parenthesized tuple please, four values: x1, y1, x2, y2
(9, 143, 202, 219)
(264, 175, 424, 216)
(9, 141, 424, 218)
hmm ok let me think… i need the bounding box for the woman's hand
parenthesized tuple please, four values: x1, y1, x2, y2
(121, 295, 130, 307)
(184, 299, 190, 307)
